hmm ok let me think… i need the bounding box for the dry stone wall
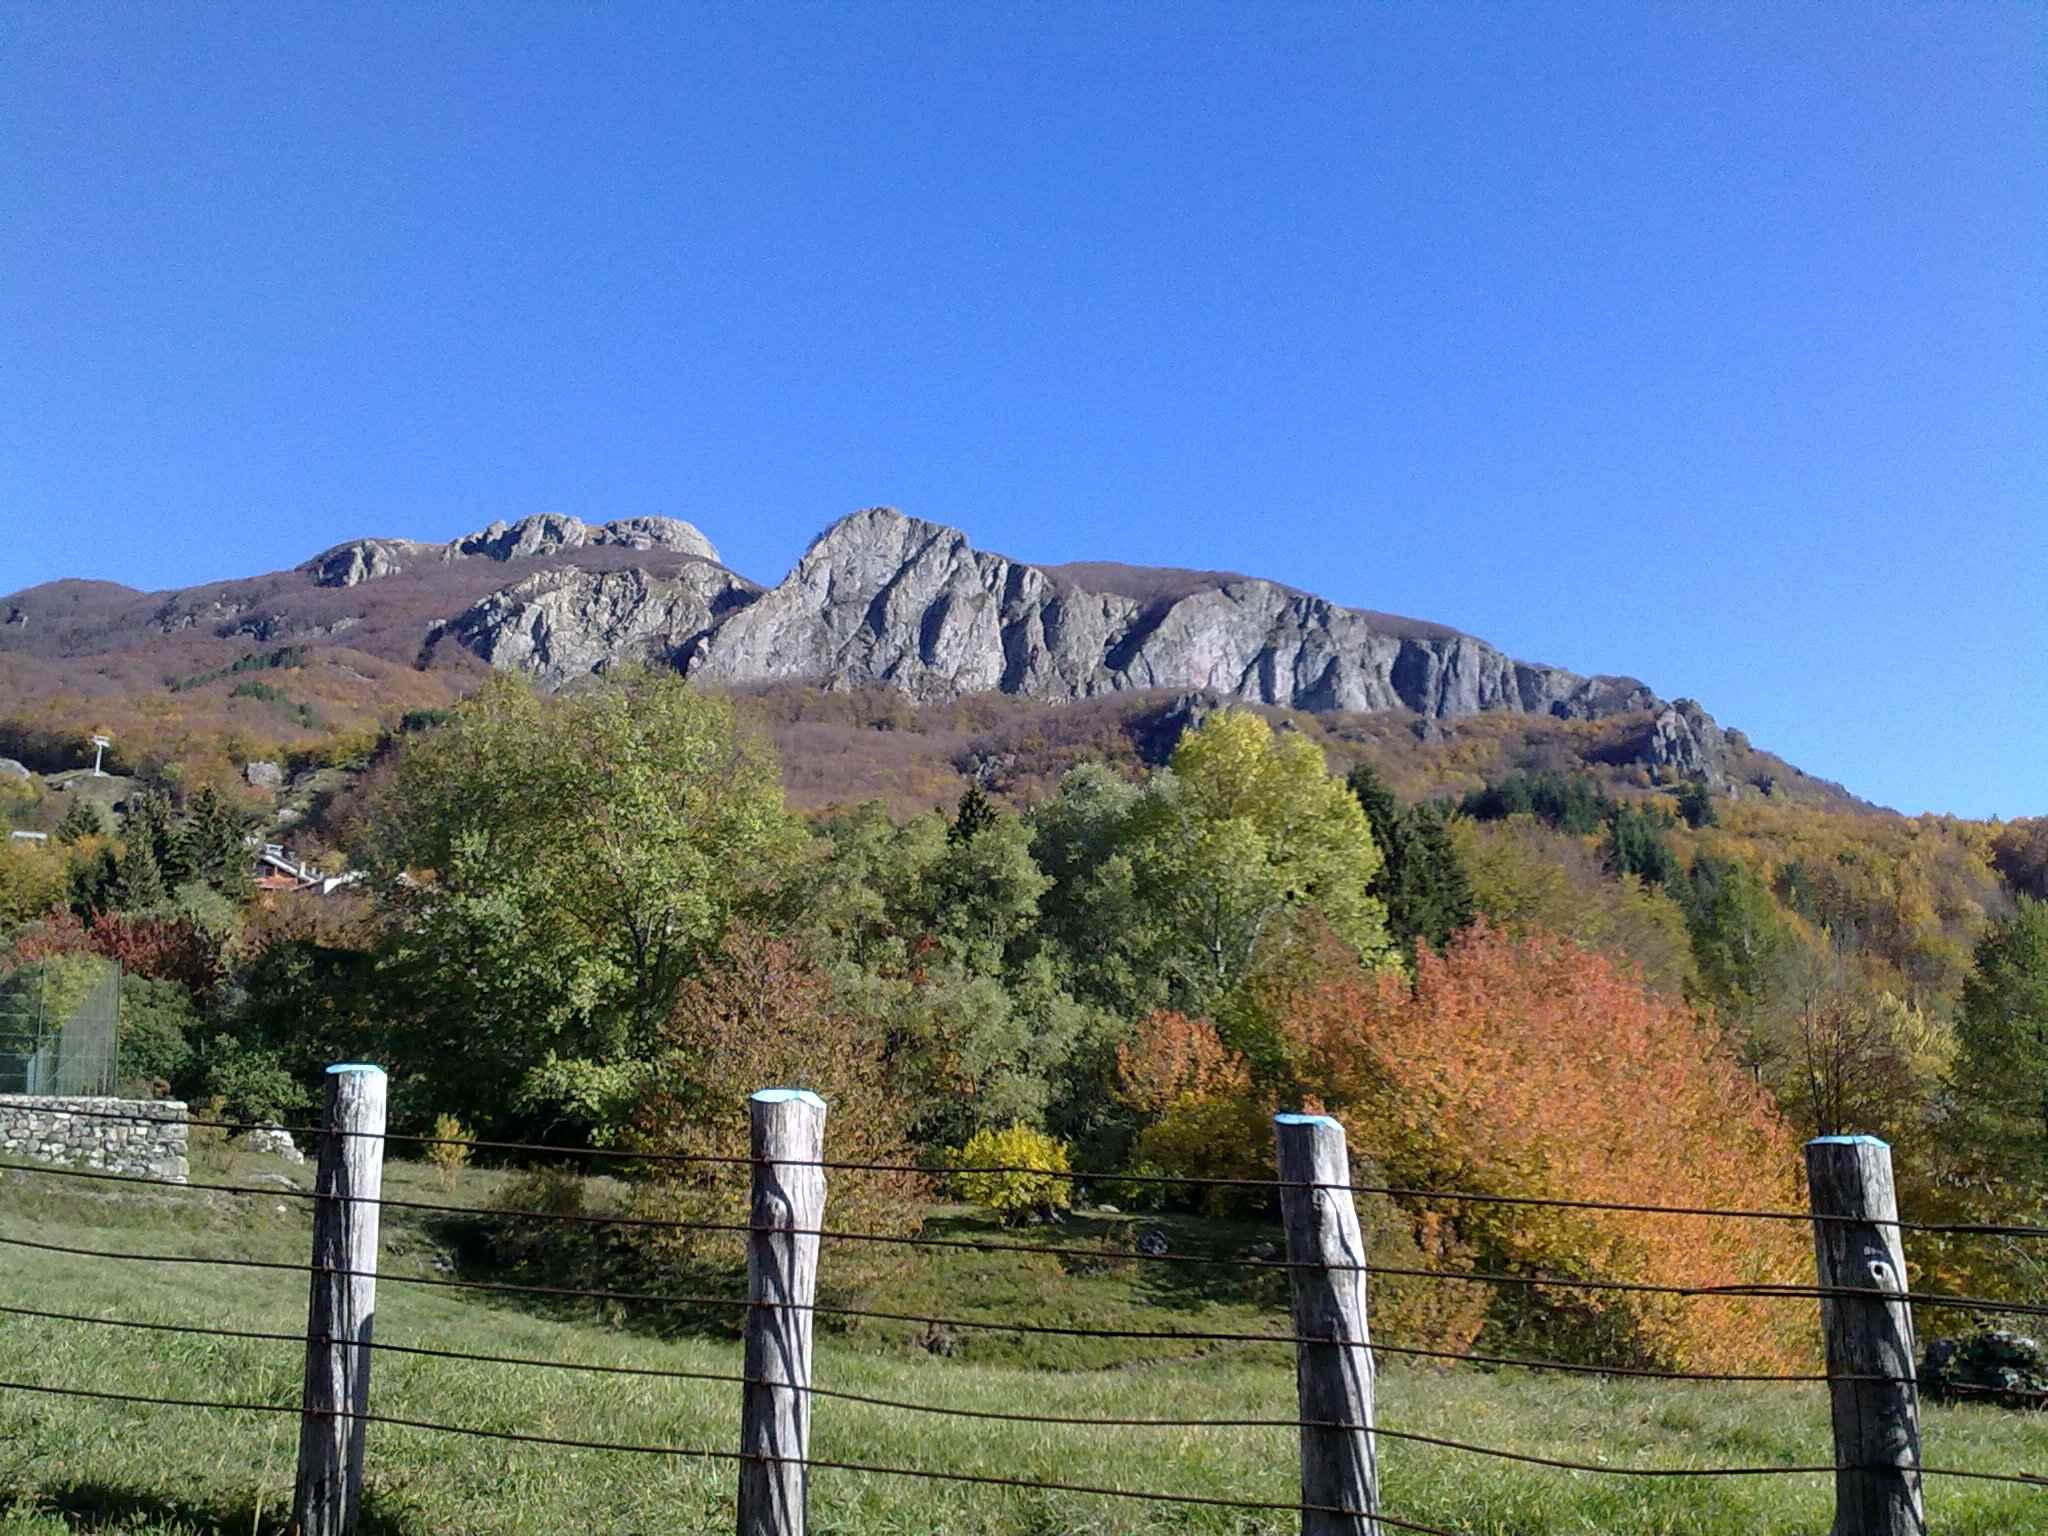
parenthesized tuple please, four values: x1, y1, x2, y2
(0, 1095, 187, 1183)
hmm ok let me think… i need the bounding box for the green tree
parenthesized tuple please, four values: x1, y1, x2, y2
(1346, 763, 1474, 956)
(361, 669, 802, 1132)
(1956, 896, 2048, 1164)
(1125, 711, 1394, 1012)
(1676, 778, 1720, 829)
(111, 838, 167, 912)
(174, 786, 251, 898)
(948, 782, 1000, 847)
(54, 799, 104, 845)
(1605, 803, 1683, 888)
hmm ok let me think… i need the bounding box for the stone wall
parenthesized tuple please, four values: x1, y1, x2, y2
(0, 1095, 188, 1183)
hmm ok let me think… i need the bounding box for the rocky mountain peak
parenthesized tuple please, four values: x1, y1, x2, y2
(304, 514, 721, 588)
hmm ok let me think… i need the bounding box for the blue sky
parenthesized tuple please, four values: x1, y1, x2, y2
(3, 4, 2041, 817)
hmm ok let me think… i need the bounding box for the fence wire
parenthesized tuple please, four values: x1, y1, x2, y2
(31, 1099, 2048, 1239)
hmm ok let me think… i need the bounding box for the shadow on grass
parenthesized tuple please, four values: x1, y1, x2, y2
(2, 1481, 423, 1535)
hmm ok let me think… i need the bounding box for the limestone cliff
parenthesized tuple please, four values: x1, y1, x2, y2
(685, 508, 1655, 723)
(304, 513, 721, 588)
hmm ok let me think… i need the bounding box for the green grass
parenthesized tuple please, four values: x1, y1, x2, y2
(0, 1152, 2040, 1535)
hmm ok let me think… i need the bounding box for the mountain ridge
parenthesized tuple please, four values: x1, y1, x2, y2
(1, 504, 1821, 802)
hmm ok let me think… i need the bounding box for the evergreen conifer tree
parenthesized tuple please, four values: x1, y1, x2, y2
(112, 837, 167, 912)
(949, 782, 1001, 847)
(54, 799, 104, 845)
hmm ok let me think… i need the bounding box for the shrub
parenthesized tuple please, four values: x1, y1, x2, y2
(426, 1113, 472, 1190)
(954, 1124, 1073, 1224)
(625, 926, 927, 1283)
(1921, 1328, 2048, 1410)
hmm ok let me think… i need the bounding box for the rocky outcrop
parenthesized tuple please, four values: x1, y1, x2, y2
(305, 514, 721, 588)
(687, 508, 1657, 722)
(437, 562, 760, 687)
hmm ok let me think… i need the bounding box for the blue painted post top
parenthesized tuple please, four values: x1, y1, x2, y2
(1807, 1134, 1888, 1148)
(1273, 1112, 1341, 1129)
(751, 1088, 826, 1109)
(325, 1063, 386, 1076)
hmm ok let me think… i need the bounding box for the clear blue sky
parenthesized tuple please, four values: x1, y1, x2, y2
(3, 4, 2041, 818)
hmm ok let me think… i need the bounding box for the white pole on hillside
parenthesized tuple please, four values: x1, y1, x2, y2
(295, 1063, 388, 1536)
(1274, 1111, 1379, 1536)
(739, 1088, 827, 1536)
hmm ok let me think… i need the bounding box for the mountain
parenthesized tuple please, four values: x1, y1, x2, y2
(0, 506, 1860, 810)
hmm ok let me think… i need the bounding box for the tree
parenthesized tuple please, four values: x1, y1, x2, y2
(360, 669, 802, 1133)
(1685, 853, 1790, 1066)
(1264, 920, 1813, 1373)
(174, 785, 251, 898)
(625, 925, 925, 1278)
(1605, 802, 1683, 888)
(948, 782, 1000, 847)
(1123, 712, 1394, 1013)
(1676, 778, 1720, 829)
(1956, 896, 2048, 1165)
(111, 837, 166, 912)
(1346, 763, 1474, 956)
(54, 799, 103, 845)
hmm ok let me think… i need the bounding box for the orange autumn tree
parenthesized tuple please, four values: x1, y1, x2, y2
(1115, 1010, 1272, 1205)
(1263, 920, 1815, 1374)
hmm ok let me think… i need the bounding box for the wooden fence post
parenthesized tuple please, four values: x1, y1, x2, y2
(1274, 1112, 1378, 1536)
(1806, 1134, 1925, 1536)
(294, 1063, 388, 1536)
(739, 1088, 827, 1536)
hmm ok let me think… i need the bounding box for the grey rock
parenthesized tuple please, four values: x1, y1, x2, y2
(0, 758, 28, 780)
(1136, 1228, 1169, 1257)
(241, 1123, 305, 1165)
(305, 514, 721, 588)
(244, 760, 284, 791)
(440, 562, 761, 687)
(688, 508, 1659, 722)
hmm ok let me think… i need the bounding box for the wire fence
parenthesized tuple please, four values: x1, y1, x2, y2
(0, 958, 120, 1096)
(1, 1092, 2042, 1536)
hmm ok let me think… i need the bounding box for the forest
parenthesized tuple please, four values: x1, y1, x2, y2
(2, 668, 2043, 1377)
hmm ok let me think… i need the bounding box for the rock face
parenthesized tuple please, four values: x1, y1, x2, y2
(437, 561, 761, 688)
(305, 514, 722, 588)
(687, 508, 1655, 722)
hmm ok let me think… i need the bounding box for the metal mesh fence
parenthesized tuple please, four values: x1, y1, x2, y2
(0, 959, 120, 1096)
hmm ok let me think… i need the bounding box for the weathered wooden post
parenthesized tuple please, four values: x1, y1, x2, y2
(294, 1063, 388, 1536)
(1806, 1134, 1925, 1536)
(1274, 1112, 1378, 1536)
(739, 1088, 827, 1536)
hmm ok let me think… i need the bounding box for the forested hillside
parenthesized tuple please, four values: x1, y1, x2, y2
(2, 669, 2041, 1374)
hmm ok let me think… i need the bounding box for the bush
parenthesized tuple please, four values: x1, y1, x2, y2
(426, 1113, 472, 1190)
(954, 1124, 1073, 1225)
(1921, 1329, 2048, 1410)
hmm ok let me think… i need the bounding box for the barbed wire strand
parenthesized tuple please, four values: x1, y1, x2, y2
(18, 1163, 2045, 1315)
(0, 1378, 1465, 1531)
(2, 1378, 2039, 1496)
(8, 1231, 2043, 1348)
(24, 1105, 2045, 1237)
(4, 1301, 1936, 1404)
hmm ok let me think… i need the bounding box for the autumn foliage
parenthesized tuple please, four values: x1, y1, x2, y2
(1252, 920, 1815, 1373)
(624, 926, 927, 1285)
(9, 907, 226, 1000)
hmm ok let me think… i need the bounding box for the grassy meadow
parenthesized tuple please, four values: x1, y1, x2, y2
(0, 1147, 2040, 1536)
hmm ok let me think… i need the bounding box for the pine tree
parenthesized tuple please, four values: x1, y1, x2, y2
(1394, 803, 1476, 951)
(177, 785, 249, 896)
(949, 782, 1000, 847)
(67, 847, 119, 917)
(1347, 763, 1475, 956)
(54, 799, 104, 845)
(112, 837, 167, 913)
